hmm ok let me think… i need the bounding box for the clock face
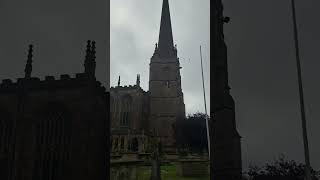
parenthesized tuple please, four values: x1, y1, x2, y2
(162, 66, 169, 72)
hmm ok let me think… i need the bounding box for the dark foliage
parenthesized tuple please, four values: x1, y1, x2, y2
(243, 155, 320, 180)
(175, 112, 209, 154)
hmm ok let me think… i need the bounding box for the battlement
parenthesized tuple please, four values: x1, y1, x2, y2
(0, 73, 107, 96)
(110, 84, 147, 93)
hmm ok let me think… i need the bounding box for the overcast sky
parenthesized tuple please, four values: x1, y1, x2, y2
(110, 0, 210, 117)
(223, 0, 320, 171)
(0, 0, 108, 87)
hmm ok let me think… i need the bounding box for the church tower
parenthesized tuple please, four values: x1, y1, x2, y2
(149, 0, 185, 154)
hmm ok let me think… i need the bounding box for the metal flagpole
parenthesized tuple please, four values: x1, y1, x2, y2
(290, 0, 312, 179)
(200, 45, 210, 158)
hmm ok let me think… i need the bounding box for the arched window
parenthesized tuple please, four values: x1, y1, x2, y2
(114, 137, 118, 150)
(34, 103, 71, 180)
(120, 95, 132, 127)
(132, 138, 139, 152)
(120, 137, 124, 150)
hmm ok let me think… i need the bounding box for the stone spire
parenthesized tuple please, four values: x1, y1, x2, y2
(136, 74, 140, 87)
(24, 44, 33, 79)
(118, 75, 120, 87)
(157, 0, 174, 58)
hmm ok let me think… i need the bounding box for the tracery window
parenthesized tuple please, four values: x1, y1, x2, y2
(34, 104, 70, 180)
(132, 138, 139, 152)
(114, 137, 118, 150)
(120, 95, 132, 127)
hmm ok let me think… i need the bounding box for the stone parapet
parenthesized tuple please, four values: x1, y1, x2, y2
(0, 73, 107, 97)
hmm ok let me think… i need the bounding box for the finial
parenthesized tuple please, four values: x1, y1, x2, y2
(118, 75, 120, 86)
(84, 40, 96, 77)
(136, 74, 140, 87)
(91, 41, 96, 59)
(24, 44, 33, 79)
(85, 40, 91, 59)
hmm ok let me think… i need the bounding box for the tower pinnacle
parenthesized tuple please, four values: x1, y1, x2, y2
(24, 44, 33, 79)
(136, 74, 140, 87)
(157, 0, 174, 58)
(84, 40, 96, 77)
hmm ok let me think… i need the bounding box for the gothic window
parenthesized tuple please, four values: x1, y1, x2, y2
(127, 138, 132, 151)
(114, 137, 118, 150)
(132, 138, 139, 152)
(120, 95, 132, 127)
(34, 104, 70, 180)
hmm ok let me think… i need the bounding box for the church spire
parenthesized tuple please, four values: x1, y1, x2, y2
(157, 0, 174, 58)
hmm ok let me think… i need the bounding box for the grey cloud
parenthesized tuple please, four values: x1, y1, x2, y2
(111, 0, 210, 116)
(0, 0, 108, 86)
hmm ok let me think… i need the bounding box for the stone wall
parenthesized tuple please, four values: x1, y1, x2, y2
(110, 161, 143, 180)
(0, 76, 109, 180)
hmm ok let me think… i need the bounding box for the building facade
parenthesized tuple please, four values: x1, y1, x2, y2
(0, 41, 109, 180)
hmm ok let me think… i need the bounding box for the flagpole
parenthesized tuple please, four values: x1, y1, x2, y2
(200, 45, 210, 158)
(290, 0, 312, 179)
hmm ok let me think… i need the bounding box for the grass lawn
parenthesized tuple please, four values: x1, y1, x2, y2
(137, 164, 209, 180)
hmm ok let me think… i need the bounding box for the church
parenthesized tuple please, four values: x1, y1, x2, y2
(110, 0, 185, 159)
